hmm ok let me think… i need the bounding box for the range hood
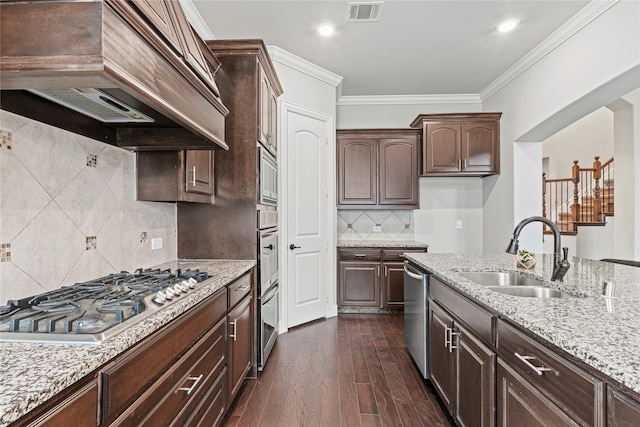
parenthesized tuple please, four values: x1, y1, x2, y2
(0, 0, 228, 151)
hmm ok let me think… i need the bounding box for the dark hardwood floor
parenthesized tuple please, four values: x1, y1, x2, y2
(223, 314, 453, 427)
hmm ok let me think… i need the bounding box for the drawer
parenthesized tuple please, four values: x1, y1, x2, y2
(382, 248, 426, 262)
(429, 277, 494, 345)
(114, 317, 227, 426)
(229, 272, 252, 309)
(183, 366, 227, 427)
(497, 320, 605, 426)
(100, 288, 227, 422)
(339, 249, 381, 261)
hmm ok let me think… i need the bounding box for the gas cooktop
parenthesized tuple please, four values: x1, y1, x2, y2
(0, 268, 211, 345)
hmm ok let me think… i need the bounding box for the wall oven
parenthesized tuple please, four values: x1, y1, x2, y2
(257, 210, 279, 371)
(259, 281, 279, 371)
(258, 146, 278, 206)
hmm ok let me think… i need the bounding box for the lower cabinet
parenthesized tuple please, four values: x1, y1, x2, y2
(608, 387, 640, 426)
(338, 247, 426, 310)
(227, 293, 253, 404)
(429, 300, 495, 427)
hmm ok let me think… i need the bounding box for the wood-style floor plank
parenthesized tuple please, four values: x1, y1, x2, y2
(223, 314, 452, 427)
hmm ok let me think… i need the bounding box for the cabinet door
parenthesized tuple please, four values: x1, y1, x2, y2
(424, 123, 461, 174)
(497, 360, 579, 427)
(130, 0, 182, 53)
(429, 301, 455, 411)
(456, 323, 496, 427)
(608, 387, 640, 427)
(337, 138, 378, 206)
(269, 83, 278, 154)
(185, 150, 214, 195)
(382, 261, 405, 308)
(379, 137, 419, 206)
(19, 380, 98, 427)
(228, 295, 252, 404)
(462, 121, 499, 174)
(258, 66, 275, 151)
(338, 261, 380, 306)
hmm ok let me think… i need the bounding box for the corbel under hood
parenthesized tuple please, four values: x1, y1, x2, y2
(0, 0, 228, 151)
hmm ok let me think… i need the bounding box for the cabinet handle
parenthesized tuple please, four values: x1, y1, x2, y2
(178, 374, 204, 395)
(457, 159, 461, 170)
(449, 330, 460, 352)
(384, 266, 388, 277)
(236, 285, 251, 292)
(444, 325, 451, 348)
(377, 266, 380, 276)
(463, 159, 467, 169)
(190, 166, 196, 186)
(230, 319, 238, 341)
(354, 254, 367, 257)
(514, 352, 552, 376)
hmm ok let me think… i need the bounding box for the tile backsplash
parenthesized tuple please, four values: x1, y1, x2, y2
(0, 110, 177, 302)
(337, 210, 413, 241)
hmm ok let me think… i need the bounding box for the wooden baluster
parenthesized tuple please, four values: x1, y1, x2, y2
(593, 156, 602, 222)
(571, 160, 580, 223)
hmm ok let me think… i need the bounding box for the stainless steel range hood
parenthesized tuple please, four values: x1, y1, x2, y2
(0, 0, 228, 151)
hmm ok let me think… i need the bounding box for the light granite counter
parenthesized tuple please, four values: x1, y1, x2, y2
(0, 259, 255, 427)
(404, 252, 640, 397)
(337, 239, 428, 249)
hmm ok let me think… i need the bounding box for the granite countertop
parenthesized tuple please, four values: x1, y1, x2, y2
(0, 259, 255, 427)
(337, 239, 428, 249)
(404, 252, 640, 396)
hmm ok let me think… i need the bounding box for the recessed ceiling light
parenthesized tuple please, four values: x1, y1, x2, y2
(497, 19, 519, 33)
(318, 23, 335, 37)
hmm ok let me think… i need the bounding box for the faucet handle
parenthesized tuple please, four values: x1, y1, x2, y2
(562, 247, 569, 261)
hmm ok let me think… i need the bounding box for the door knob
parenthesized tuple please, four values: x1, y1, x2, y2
(264, 244, 274, 250)
(289, 244, 301, 250)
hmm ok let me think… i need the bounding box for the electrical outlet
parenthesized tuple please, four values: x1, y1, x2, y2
(456, 220, 463, 230)
(151, 238, 163, 250)
(373, 225, 382, 232)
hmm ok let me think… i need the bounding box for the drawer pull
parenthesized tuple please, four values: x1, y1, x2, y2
(178, 374, 204, 395)
(230, 319, 238, 341)
(515, 352, 552, 376)
(444, 325, 451, 348)
(354, 254, 367, 257)
(236, 285, 251, 292)
(449, 331, 460, 352)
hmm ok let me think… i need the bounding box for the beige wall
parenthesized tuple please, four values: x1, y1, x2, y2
(0, 110, 177, 302)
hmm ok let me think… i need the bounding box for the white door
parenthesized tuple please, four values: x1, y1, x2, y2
(283, 105, 332, 328)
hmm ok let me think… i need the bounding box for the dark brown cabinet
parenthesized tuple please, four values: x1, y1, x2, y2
(496, 319, 606, 427)
(608, 387, 640, 426)
(337, 247, 426, 311)
(410, 113, 501, 177)
(429, 300, 496, 427)
(259, 66, 278, 155)
(337, 129, 419, 209)
(137, 150, 214, 203)
(227, 294, 253, 404)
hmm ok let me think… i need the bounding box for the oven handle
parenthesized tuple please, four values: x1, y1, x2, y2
(263, 283, 279, 304)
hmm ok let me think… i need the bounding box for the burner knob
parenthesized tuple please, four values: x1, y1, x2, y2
(187, 278, 197, 288)
(180, 281, 190, 292)
(165, 288, 176, 299)
(153, 291, 167, 305)
(173, 283, 184, 293)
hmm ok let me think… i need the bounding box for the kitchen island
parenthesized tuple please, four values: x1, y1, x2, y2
(405, 252, 640, 424)
(0, 259, 255, 427)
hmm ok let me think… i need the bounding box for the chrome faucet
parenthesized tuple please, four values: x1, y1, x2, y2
(506, 216, 570, 282)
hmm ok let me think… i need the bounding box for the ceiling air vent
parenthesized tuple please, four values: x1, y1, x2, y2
(27, 88, 154, 123)
(347, 2, 383, 22)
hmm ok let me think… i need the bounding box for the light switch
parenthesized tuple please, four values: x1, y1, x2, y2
(456, 220, 463, 230)
(151, 238, 163, 250)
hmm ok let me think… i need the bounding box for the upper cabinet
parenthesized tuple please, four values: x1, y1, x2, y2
(337, 129, 419, 209)
(410, 113, 501, 177)
(258, 66, 279, 155)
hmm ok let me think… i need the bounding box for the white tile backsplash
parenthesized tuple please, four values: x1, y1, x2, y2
(337, 209, 414, 241)
(0, 110, 177, 302)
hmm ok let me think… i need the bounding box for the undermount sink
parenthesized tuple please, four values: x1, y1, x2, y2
(458, 271, 543, 287)
(485, 286, 576, 299)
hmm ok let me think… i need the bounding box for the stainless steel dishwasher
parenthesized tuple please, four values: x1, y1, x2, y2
(403, 261, 429, 379)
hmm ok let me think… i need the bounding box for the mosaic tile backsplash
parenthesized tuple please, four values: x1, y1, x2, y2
(337, 209, 413, 241)
(0, 110, 177, 302)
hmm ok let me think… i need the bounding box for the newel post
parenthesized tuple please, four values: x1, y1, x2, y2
(593, 156, 602, 221)
(571, 160, 581, 222)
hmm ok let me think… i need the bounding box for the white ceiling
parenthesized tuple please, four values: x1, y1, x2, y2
(190, 0, 591, 97)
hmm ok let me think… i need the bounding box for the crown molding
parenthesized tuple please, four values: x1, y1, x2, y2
(337, 94, 481, 106)
(267, 46, 343, 88)
(480, 0, 619, 102)
(180, 0, 215, 40)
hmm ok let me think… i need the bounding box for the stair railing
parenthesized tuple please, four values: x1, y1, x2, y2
(542, 156, 614, 234)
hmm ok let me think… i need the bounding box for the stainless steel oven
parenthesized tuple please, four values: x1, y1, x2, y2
(259, 281, 279, 372)
(258, 227, 278, 296)
(258, 146, 277, 206)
